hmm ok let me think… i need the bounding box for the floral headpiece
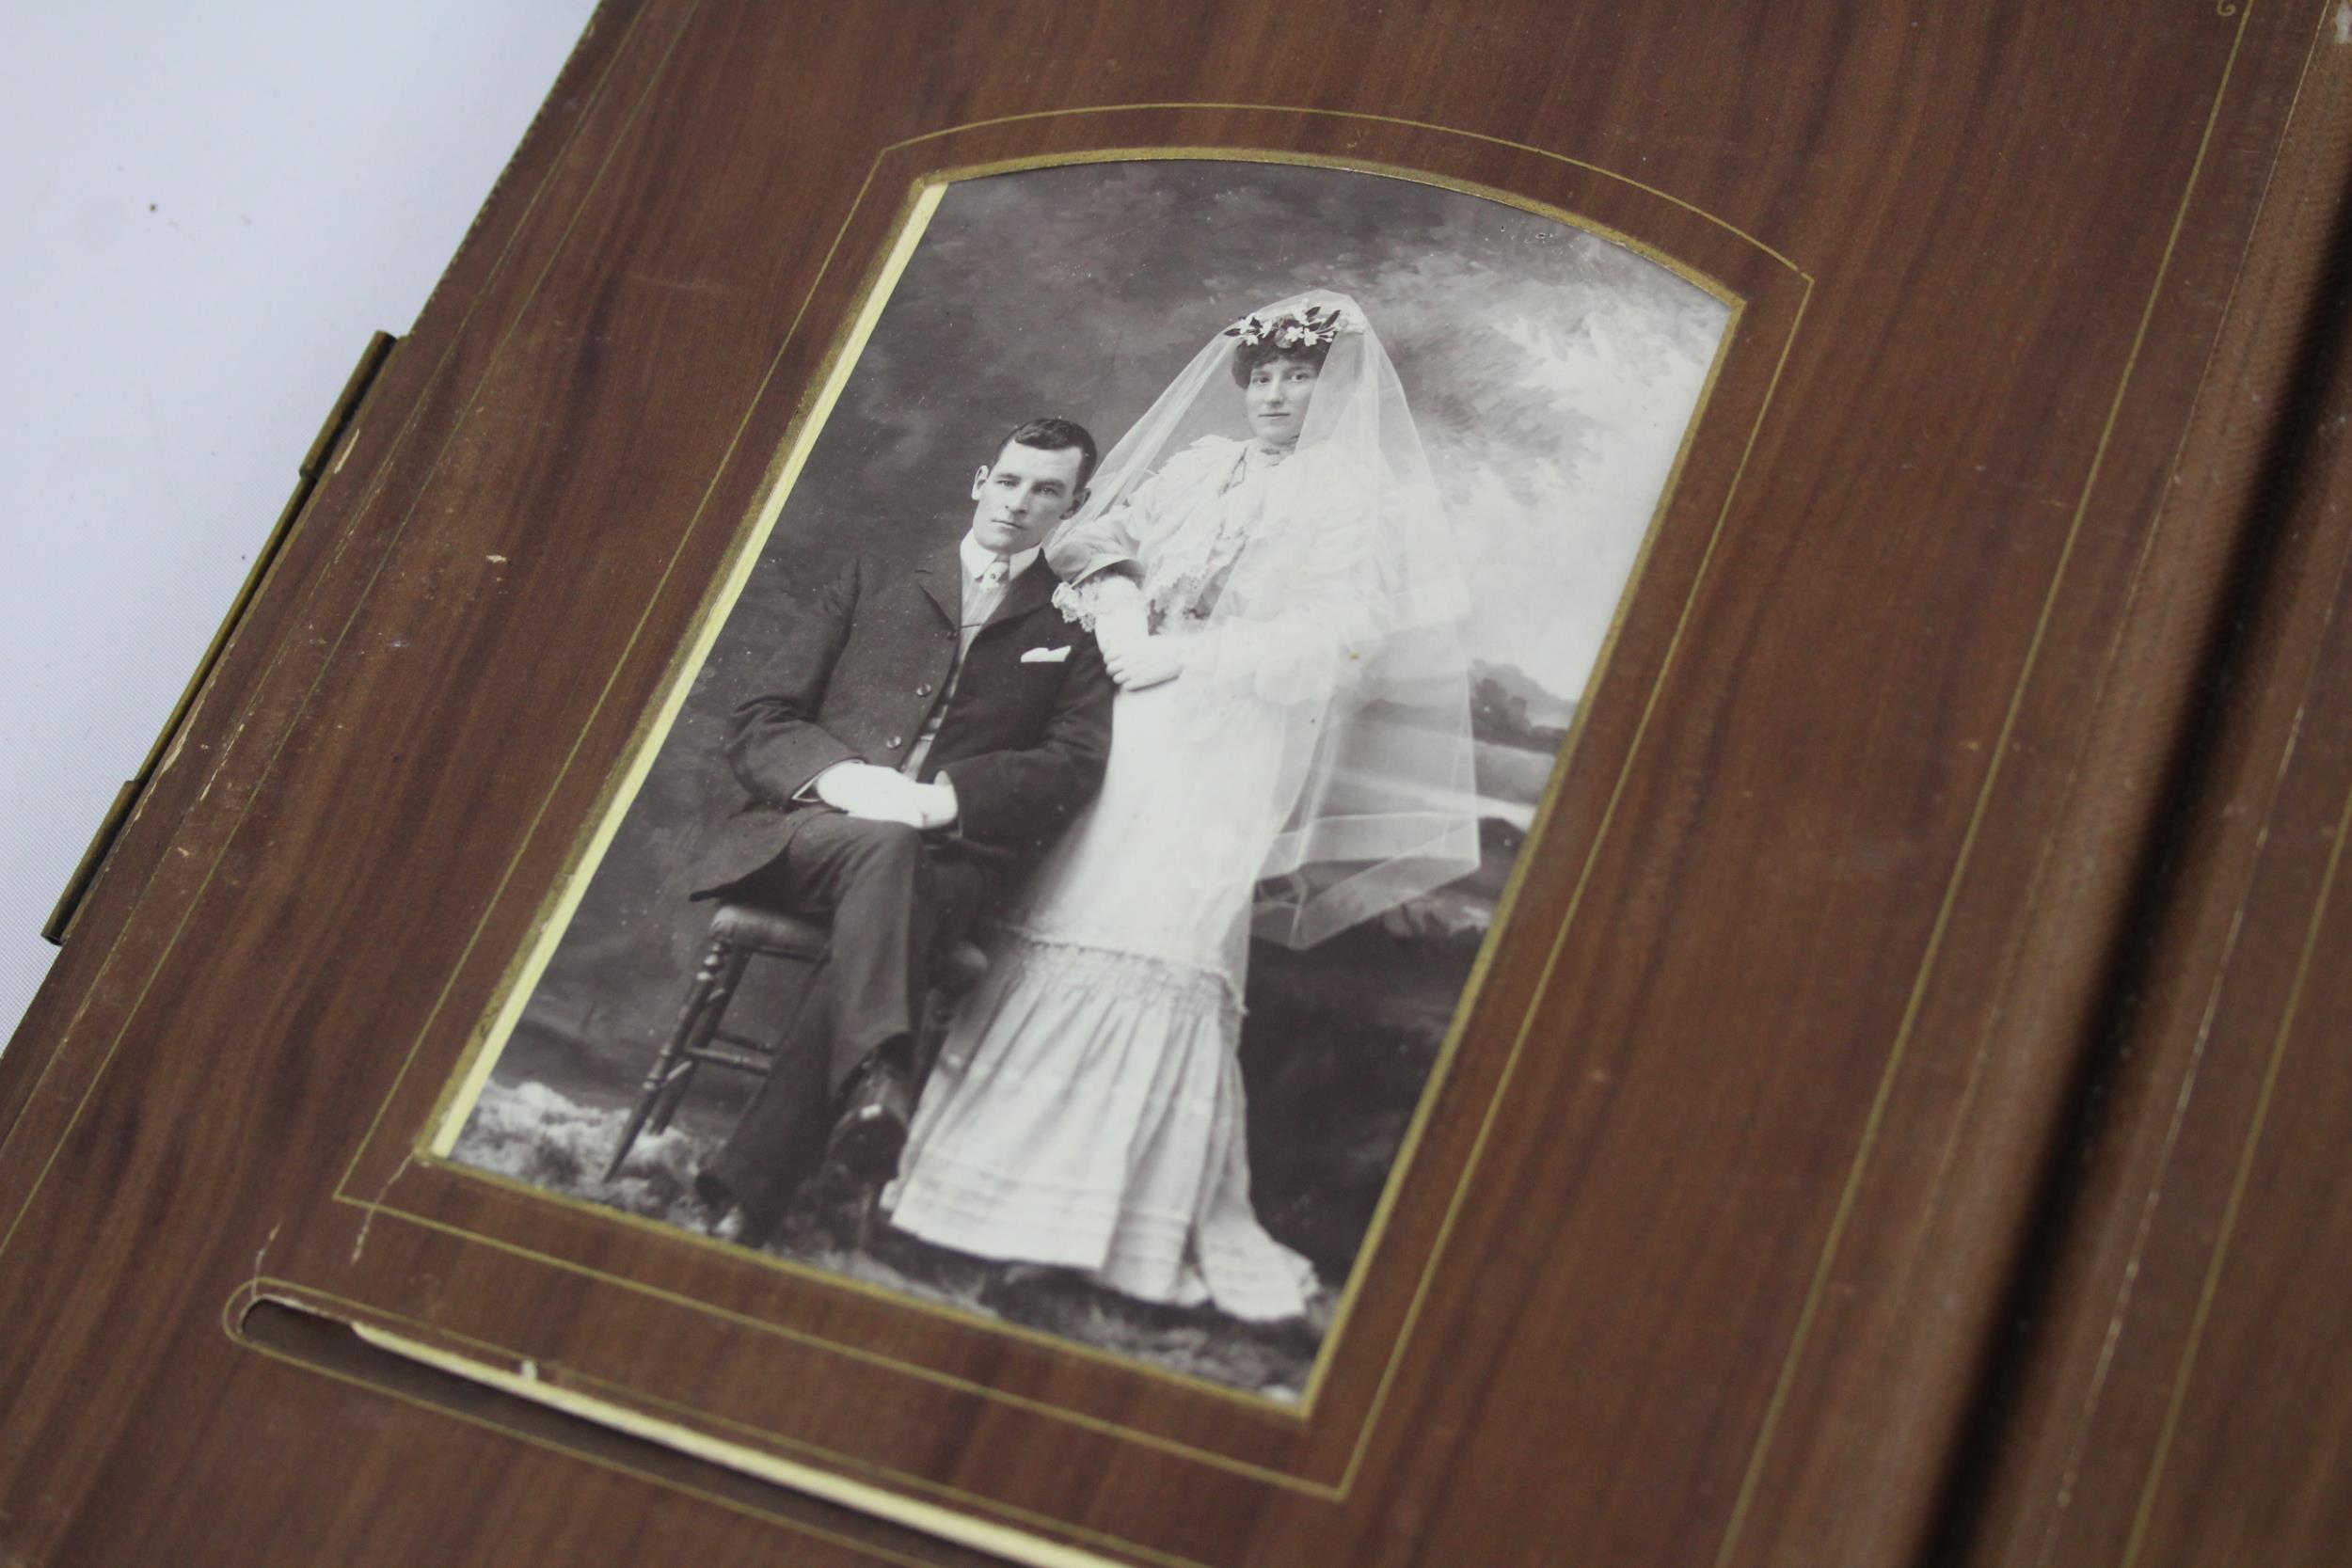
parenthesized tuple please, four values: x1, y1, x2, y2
(1223, 302, 1352, 350)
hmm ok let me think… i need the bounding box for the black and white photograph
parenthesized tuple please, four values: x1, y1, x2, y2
(434, 157, 1732, 1401)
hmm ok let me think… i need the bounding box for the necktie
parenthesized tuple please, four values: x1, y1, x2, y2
(979, 558, 1010, 590)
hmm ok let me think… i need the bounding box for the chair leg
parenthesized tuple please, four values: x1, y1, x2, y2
(660, 943, 762, 1133)
(605, 934, 736, 1180)
(645, 1068, 693, 1136)
(658, 942, 756, 1130)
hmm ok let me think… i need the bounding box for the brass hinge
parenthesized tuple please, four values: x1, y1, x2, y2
(42, 330, 401, 946)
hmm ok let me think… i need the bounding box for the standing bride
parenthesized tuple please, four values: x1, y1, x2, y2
(885, 290, 1480, 1323)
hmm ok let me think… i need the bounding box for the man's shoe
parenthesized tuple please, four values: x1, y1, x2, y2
(691, 1167, 780, 1249)
(826, 1055, 913, 1179)
(691, 1168, 734, 1219)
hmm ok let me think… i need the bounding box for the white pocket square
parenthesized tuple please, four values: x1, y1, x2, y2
(1021, 645, 1073, 663)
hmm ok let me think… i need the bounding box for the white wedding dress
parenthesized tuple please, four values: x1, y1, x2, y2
(886, 436, 1323, 1322)
(885, 289, 1480, 1323)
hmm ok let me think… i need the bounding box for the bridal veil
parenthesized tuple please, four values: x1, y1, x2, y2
(1048, 288, 1484, 948)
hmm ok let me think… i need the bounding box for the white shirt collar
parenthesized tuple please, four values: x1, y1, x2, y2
(959, 531, 1041, 584)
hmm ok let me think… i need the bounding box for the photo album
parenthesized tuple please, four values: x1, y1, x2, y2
(6, 5, 2344, 1566)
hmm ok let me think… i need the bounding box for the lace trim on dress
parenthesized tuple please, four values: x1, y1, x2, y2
(987, 926, 1246, 1027)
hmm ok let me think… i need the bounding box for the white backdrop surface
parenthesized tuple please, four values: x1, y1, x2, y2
(0, 5, 598, 1054)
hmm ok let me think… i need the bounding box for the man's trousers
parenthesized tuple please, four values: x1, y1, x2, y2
(699, 809, 992, 1228)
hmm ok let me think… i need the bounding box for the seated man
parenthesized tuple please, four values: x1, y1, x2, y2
(688, 417, 1117, 1244)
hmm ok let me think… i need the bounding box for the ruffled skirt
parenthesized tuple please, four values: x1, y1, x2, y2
(884, 675, 1315, 1322)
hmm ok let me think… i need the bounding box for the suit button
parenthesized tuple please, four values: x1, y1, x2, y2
(915, 683, 933, 697)
(887, 736, 903, 749)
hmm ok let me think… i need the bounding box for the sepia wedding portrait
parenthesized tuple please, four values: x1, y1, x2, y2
(436, 155, 1731, 1401)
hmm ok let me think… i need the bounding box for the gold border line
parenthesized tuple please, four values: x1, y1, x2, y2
(0, 0, 681, 1263)
(398, 141, 1762, 1431)
(1708, 7, 2258, 1563)
(345, 134, 1796, 1470)
(2118, 779, 2352, 1564)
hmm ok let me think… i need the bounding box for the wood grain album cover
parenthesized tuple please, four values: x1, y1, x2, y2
(5, 4, 2347, 1565)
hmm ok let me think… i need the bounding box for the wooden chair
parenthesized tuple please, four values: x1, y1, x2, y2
(603, 900, 987, 1182)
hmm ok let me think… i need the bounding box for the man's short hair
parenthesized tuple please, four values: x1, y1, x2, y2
(993, 417, 1099, 493)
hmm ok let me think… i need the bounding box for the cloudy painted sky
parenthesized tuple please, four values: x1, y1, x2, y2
(779, 158, 1731, 705)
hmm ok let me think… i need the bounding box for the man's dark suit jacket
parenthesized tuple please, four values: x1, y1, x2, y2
(691, 537, 1117, 895)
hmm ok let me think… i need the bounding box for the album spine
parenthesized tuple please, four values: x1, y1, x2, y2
(1930, 43, 2352, 1565)
(1725, 39, 2352, 1566)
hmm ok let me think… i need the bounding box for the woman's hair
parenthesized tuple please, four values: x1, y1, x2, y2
(1229, 336, 1333, 387)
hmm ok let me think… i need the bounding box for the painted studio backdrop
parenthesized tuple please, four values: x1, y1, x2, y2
(440, 158, 1731, 1399)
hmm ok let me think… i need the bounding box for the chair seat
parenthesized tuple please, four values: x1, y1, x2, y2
(708, 902, 829, 958)
(708, 901, 990, 995)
